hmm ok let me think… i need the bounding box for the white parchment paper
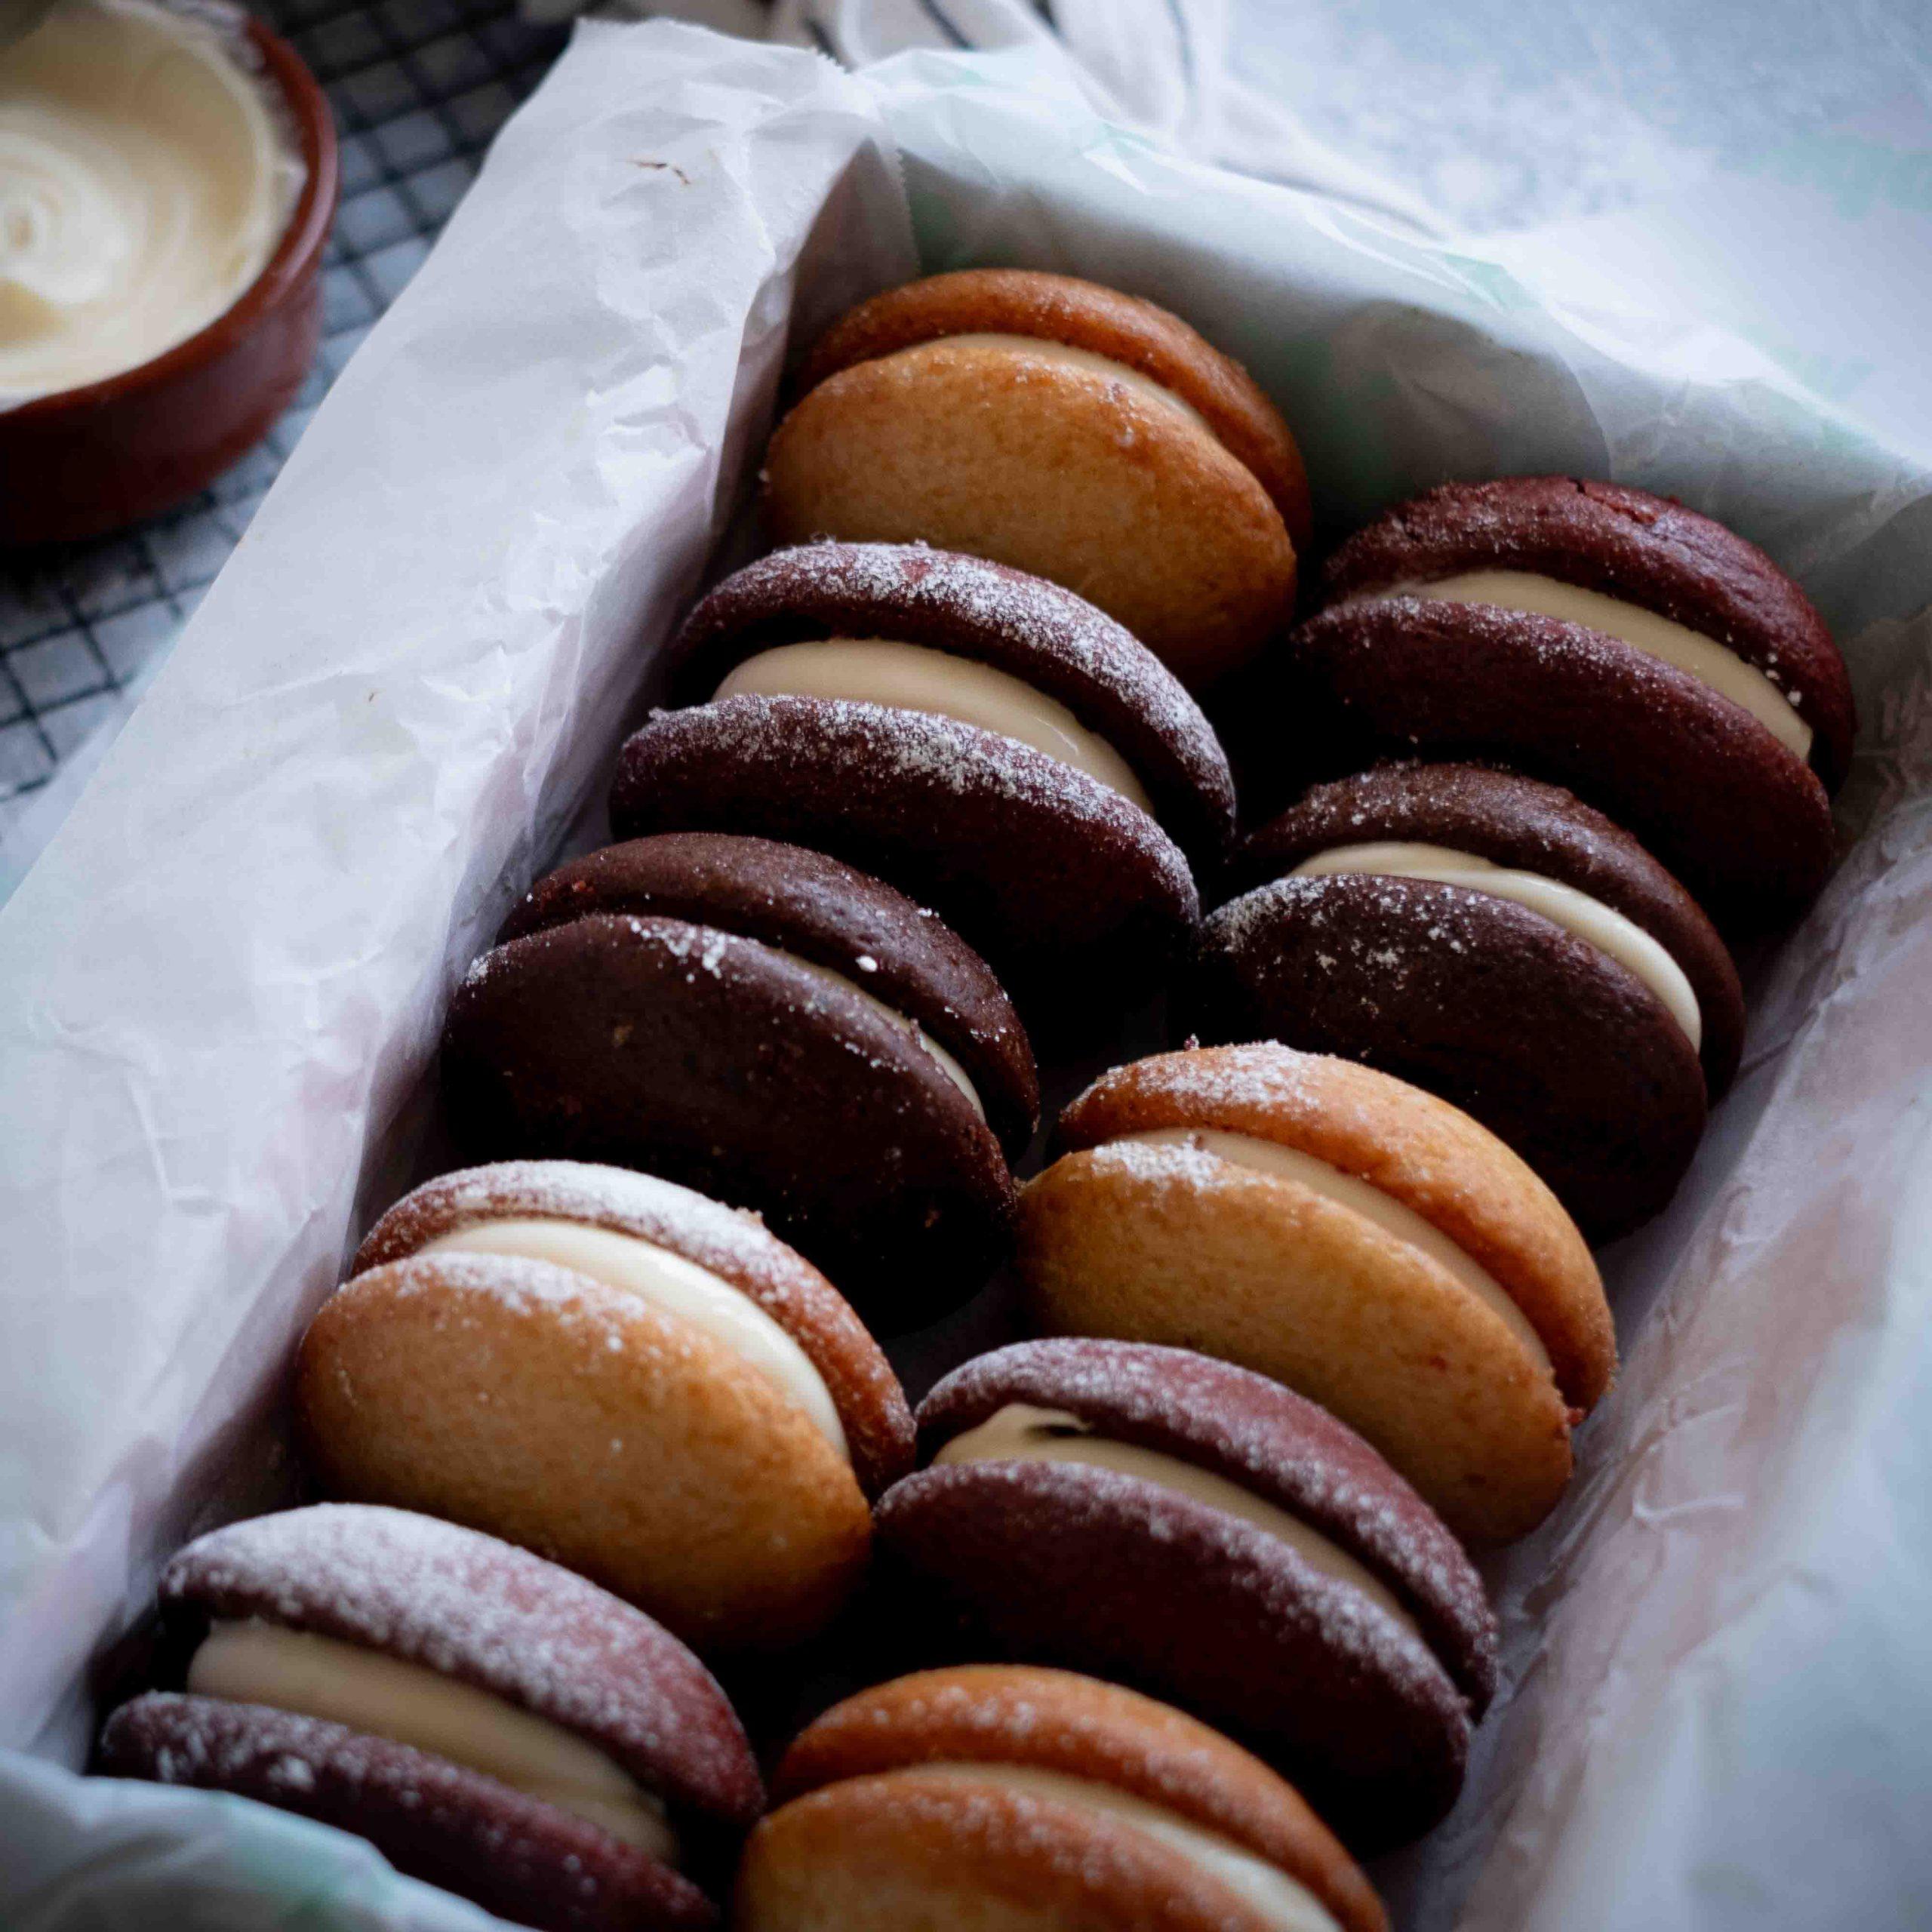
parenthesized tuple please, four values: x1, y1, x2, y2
(2, 23, 1929, 1931)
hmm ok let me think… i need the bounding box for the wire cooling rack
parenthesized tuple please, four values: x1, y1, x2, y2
(0, 0, 569, 830)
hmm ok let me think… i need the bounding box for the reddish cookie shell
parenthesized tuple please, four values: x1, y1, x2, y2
(608, 695, 1200, 1023)
(158, 1504, 764, 1830)
(498, 834, 1037, 1160)
(913, 1339, 1496, 1707)
(1321, 476, 1854, 789)
(98, 1694, 716, 1932)
(875, 1340, 1496, 1846)
(353, 1164, 913, 1499)
(440, 911, 1015, 1321)
(662, 543, 1237, 863)
(1192, 873, 1708, 1242)
(1229, 761, 1745, 1095)
(1257, 597, 1837, 930)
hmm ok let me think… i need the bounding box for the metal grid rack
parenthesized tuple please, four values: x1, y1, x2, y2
(0, 0, 569, 830)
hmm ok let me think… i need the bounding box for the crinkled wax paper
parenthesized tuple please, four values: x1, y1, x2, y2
(2, 23, 1928, 1931)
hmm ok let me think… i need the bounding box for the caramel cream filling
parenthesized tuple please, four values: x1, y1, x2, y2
(931, 332, 1211, 432)
(188, 1620, 676, 1860)
(417, 1220, 848, 1457)
(715, 638, 1152, 812)
(1352, 569, 1811, 758)
(934, 1401, 1421, 1644)
(890, 1763, 1340, 1932)
(1290, 840, 1703, 1050)
(1115, 1127, 1555, 1383)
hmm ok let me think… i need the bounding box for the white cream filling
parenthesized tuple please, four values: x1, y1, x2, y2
(890, 1762, 1340, 1932)
(715, 638, 1153, 813)
(0, 0, 306, 404)
(1290, 840, 1703, 1051)
(1354, 569, 1811, 758)
(1117, 1127, 1555, 1383)
(932, 332, 1211, 432)
(187, 1620, 676, 1861)
(934, 1401, 1422, 1645)
(417, 1220, 848, 1458)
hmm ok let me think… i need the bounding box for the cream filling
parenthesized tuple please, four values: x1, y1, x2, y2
(187, 1620, 676, 1860)
(0, 0, 306, 403)
(715, 638, 1153, 813)
(417, 1220, 848, 1458)
(1290, 840, 1703, 1050)
(934, 331, 1211, 432)
(890, 1763, 1340, 1932)
(1117, 1127, 1555, 1383)
(934, 1401, 1421, 1645)
(1355, 569, 1811, 759)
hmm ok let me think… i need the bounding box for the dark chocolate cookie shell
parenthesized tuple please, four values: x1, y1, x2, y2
(1190, 873, 1709, 1242)
(915, 1339, 1497, 1709)
(662, 543, 1237, 863)
(500, 833, 1038, 1159)
(873, 1459, 1469, 1850)
(608, 695, 1200, 1024)
(158, 1504, 764, 1830)
(1321, 475, 1854, 789)
(99, 1694, 716, 1932)
(441, 912, 1014, 1320)
(1253, 598, 1836, 931)
(1230, 761, 1745, 1094)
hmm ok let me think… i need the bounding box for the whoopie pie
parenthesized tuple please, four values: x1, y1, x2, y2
(1015, 1044, 1614, 1548)
(296, 1161, 914, 1652)
(1199, 763, 1740, 1239)
(737, 1666, 1387, 1932)
(1241, 477, 1853, 926)
(441, 832, 1035, 1319)
(873, 1340, 1500, 1849)
(611, 544, 1230, 1023)
(763, 270, 1306, 688)
(98, 1505, 764, 1931)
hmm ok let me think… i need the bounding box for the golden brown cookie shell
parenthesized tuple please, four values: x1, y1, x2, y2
(763, 340, 1296, 690)
(792, 268, 1311, 548)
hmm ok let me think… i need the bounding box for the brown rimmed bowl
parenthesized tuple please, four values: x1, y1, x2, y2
(0, 10, 340, 546)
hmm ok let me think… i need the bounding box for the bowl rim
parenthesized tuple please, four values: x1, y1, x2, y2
(4, 6, 341, 425)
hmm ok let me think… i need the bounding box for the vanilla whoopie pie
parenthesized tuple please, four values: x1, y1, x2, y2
(873, 1340, 1500, 1847)
(611, 545, 1227, 1021)
(99, 1506, 763, 1931)
(1016, 1045, 1614, 1547)
(1199, 764, 1737, 1239)
(296, 1162, 914, 1651)
(442, 832, 1035, 1317)
(737, 1666, 1386, 1932)
(1246, 478, 1852, 926)
(763, 270, 1304, 689)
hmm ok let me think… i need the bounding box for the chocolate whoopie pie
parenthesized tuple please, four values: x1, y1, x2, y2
(737, 1666, 1387, 1932)
(97, 1505, 763, 1931)
(611, 548, 1219, 1023)
(1226, 761, 1744, 1097)
(442, 832, 1034, 1318)
(297, 1162, 915, 1651)
(1016, 1045, 1614, 1547)
(1240, 478, 1852, 927)
(764, 271, 1303, 689)
(873, 1340, 1500, 1849)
